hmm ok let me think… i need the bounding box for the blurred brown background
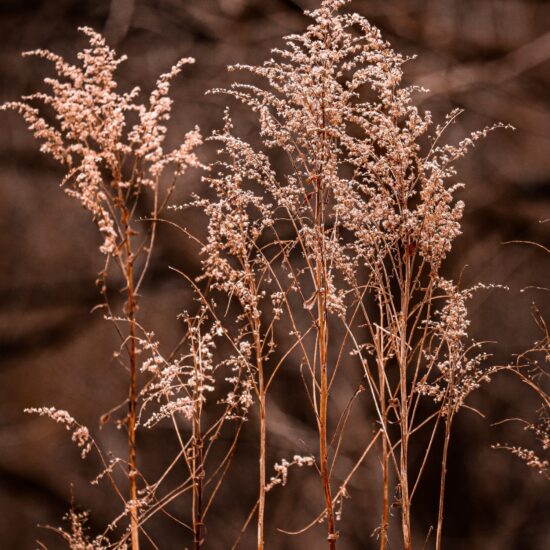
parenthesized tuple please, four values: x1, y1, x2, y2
(1, 0, 549, 548)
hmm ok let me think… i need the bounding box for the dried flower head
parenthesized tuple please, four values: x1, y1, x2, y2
(2, 27, 201, 256)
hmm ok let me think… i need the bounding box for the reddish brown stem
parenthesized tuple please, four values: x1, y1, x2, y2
(123, 206, 140, 550)
(192, 339, 205, 549)
(399, 257, 412, 550)
(192, 435, 204, 549)
(255, 323, 266, 550)
(379, 384, 389, 550)
(314, 171, 337, 550)
(377, 301, 389, 550)
(436, 413, 453, 550)
(319, 299, 337, 550)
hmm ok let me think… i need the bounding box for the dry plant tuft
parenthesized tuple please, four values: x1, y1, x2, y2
(493, 245, 550, 481)
(198, 1, 507, 548)
(2, 26, 207, 550)
(4, 2, 536, 550)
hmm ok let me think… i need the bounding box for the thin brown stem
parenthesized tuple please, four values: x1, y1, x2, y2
(122, 204, 140, 550)
(436, 413, 453, 550)
(255, 320, 267, 550)
(314, 178, 337, 549)
(375, 297, 390, 550)
(398, 254, 412, 550)
(192, 332, 205, 549)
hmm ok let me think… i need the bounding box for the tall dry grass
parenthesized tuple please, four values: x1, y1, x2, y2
(2, 1, 547, 549)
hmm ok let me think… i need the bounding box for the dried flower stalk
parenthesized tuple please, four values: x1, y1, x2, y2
(3, 2, 523, 549)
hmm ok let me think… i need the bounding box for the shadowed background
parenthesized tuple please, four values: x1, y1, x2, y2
(0, 0, 549, 548)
